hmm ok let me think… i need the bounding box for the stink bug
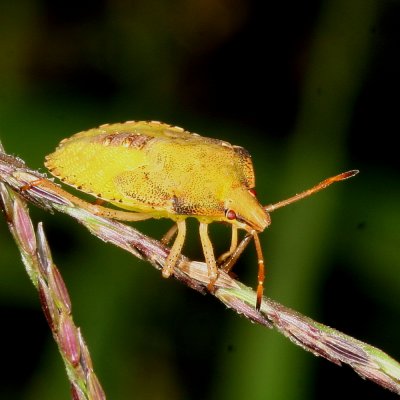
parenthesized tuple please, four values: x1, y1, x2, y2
(44, 121, 358, 309)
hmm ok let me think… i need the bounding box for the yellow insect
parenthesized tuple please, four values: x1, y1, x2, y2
(45, 121, 357, 309)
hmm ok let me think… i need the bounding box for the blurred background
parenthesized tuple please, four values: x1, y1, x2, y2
(0, 0, 399, 399)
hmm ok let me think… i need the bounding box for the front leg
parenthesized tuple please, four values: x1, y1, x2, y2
(217, 226, 238, 265)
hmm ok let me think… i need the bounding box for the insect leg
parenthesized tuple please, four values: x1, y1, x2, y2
(20, 178, 47, 192)
(199, 222, 218, 290)
(161, 223, 178, 245)
(217, 226, 238, 264)
(90, 207, 153, 221)
(162, 220, 186, 278)
(18, 176, 153, 222)
(221, 233, 253, 272)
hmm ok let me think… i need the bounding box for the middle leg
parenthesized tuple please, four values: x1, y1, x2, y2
(199, 222, 219, 290)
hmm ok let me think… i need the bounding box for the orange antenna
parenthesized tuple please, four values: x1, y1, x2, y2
(264, 170, 359, 213)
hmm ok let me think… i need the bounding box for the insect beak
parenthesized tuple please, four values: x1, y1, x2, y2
(242, 206, 271, 233)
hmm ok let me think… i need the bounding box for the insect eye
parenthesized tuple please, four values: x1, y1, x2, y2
(225, 209, 237, 220)
(249, 188, 257, 197)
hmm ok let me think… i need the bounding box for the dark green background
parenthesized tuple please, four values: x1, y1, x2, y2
(0, 1, 399, 399)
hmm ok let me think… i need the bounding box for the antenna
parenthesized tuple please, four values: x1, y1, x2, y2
(264, 170, 359, 213)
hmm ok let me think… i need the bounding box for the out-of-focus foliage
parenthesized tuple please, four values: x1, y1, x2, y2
(0, 1, 398, 399)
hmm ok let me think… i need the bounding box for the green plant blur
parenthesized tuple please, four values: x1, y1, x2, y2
(0, 1, 399, 399)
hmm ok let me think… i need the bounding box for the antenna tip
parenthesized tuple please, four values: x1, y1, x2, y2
(339, 169, 359, 180)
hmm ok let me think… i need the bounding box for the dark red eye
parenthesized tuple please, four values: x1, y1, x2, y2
(249, 188, 257, 197)
(225, 209, 237, 220)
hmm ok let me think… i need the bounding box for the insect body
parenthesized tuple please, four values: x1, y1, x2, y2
(45, 121, 357, 309)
